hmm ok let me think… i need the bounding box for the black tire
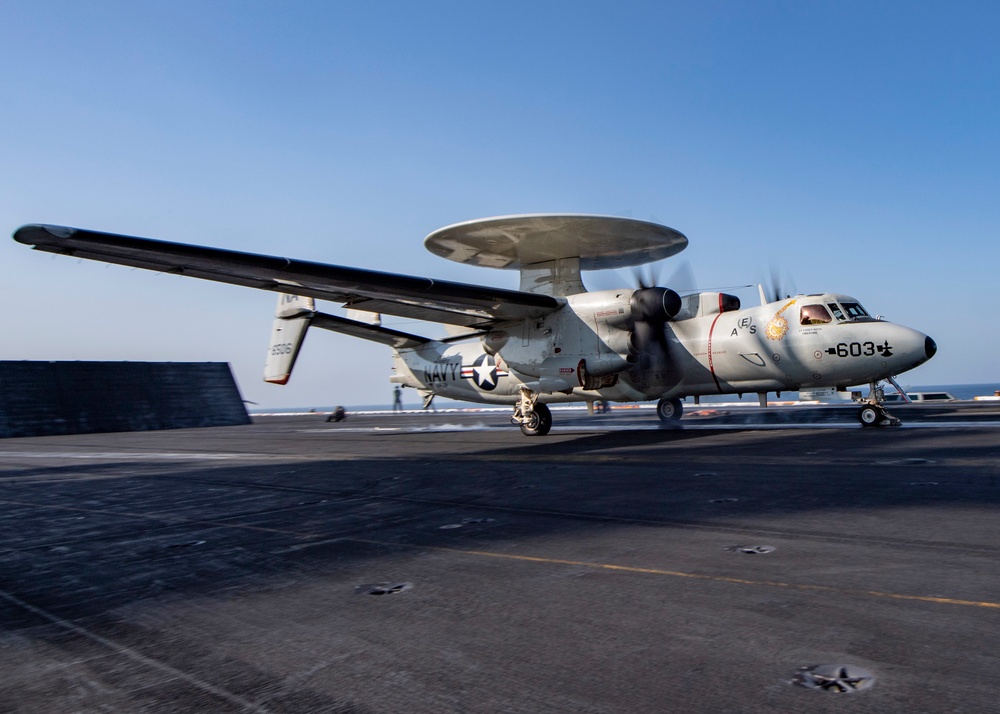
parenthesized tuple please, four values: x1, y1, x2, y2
(858, 405, 880, 427)
(519, 402, 553, 436)
(656, 397, 683, 423)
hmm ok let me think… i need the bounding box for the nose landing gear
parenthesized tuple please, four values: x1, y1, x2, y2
(857, 380, 902, 428)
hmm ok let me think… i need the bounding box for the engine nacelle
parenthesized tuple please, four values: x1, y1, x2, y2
(601, 329, 634, 361)
(674, 292, 741, 320)
(499, 287, 683, 390)
(565, 287, 679, 369)
(565, 290, 635, 365)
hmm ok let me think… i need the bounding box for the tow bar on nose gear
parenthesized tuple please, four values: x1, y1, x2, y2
(857, 378, 905, 427)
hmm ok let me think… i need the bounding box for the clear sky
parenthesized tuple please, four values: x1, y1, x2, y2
(2, 2, 997, 408)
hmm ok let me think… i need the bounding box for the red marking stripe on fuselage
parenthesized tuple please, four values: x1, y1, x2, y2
(706, 301, 725, 393)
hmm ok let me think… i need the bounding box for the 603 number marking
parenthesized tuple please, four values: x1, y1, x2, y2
(828, 341, 876, 357)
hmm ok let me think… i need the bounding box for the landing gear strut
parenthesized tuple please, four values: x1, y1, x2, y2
(512, 387, 552, 436)
(857, 381, 901, 428)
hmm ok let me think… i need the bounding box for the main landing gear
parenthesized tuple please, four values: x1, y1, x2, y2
(857, 381, 901, 428)
(656, 397, 683, 424)
(512, 387, 552, 436)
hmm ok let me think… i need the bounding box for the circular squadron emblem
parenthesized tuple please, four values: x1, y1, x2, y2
(765, 314, 789, 341)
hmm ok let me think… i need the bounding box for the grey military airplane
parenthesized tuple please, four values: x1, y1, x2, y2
(14, 215, 936, 434)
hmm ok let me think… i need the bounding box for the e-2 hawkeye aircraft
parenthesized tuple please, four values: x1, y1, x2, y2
(13, 215, 936, 434)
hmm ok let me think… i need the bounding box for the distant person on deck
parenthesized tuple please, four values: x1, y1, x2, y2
(393, 386, 403, 412)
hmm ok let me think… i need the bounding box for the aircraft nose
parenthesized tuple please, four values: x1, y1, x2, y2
(925, 336, 937, 360)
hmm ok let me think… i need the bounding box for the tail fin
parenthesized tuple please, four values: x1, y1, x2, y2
(264, 294, 314, 385)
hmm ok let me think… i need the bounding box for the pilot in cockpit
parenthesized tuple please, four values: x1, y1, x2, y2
(800, 303, 833, 326)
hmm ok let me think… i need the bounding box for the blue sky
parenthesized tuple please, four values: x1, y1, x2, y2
(3, 2, 997, 408)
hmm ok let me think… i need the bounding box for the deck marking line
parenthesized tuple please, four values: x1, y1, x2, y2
(0, 589, 271, 713)
(350, 539, 1000, 610)
(0, 499, 318, 539)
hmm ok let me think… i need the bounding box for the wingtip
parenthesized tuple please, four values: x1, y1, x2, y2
(13, 224, 77, 245)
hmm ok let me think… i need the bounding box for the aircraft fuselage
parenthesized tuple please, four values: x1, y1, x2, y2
(392, 290, 935, 405)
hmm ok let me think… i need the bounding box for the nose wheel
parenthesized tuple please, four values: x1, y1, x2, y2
(857, 381, 902, 427)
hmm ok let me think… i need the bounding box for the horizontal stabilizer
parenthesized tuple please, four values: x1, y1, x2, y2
(309, 312, 430, 349)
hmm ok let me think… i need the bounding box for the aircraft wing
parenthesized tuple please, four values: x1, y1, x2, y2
(13, 224, 562, 328)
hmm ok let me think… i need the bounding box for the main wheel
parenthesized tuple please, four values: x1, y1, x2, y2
(858, 405, 880, 427)
(519, 402, 553, 436)
(656, 397, 683, 423)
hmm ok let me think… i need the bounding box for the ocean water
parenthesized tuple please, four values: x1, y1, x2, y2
(891, 383, 1000, 401)
(676, 383, 1000, 406)
(250, 383, 1000, 414)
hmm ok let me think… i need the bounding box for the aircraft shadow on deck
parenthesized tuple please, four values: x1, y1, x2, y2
(2, 430, 997, 627)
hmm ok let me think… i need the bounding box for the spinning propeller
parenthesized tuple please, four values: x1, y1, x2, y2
(626, 259, 694, 360)
(763, 265, 798, 303)
(629, 259, 697, 294)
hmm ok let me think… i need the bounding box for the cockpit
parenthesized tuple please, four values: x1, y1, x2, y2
(799, 296, 873, 326)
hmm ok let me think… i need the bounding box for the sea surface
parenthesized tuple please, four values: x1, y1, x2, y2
(250, 382, 1000, 414)
(895, 383, 1000, 401)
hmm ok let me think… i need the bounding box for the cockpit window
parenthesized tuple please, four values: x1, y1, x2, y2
(827, 303, 845, 321)
(800, 304, 833, 325)
(841, 302, 870, 319)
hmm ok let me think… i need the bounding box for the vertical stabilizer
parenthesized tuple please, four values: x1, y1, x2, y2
(264, 294, 314, 384)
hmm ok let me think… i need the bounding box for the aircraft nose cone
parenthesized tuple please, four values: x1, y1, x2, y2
(925, 336, 937, 360)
